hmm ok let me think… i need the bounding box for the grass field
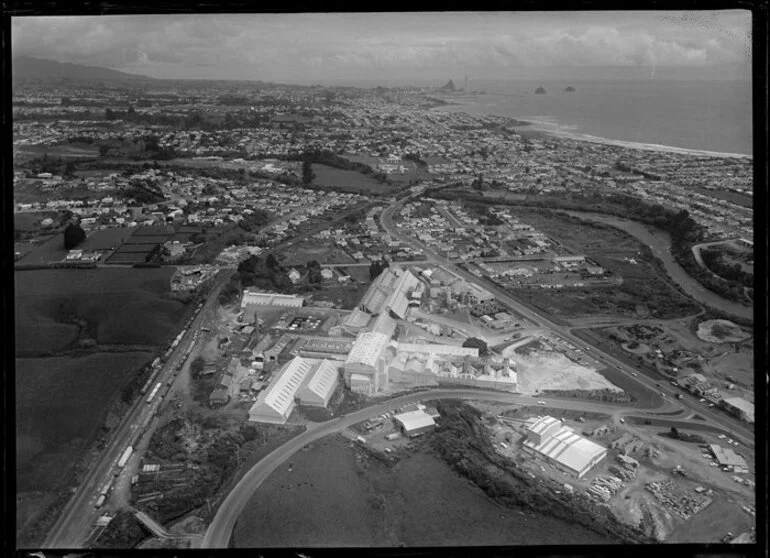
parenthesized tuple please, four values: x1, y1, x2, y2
(282, 242, 355, 267)
(16, 352, 155, 493)
(309, 282, 371, 310)
(14, 268, 186, 355)
(311, 164, 392, 195)
(13, 211, 61, 231)
(15, 227, 135, 265)
(232, 436, 615, 547)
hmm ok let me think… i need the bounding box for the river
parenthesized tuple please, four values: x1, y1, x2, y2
(558, 210, 752, 321)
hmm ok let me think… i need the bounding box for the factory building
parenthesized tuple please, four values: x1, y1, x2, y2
(523, 416, 607, 479)
(241, 289, 304, 311)
(719, 397, 754, 423)
(393, 409, 437, 438)
(342, 331, 393, 396)
(248, 356, 340, 424)
(709, 444, 749, 472)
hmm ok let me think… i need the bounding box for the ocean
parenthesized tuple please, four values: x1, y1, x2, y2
(433, 79, 752, 156)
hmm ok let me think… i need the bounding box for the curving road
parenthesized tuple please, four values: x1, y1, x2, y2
(202, 387, 678, 548)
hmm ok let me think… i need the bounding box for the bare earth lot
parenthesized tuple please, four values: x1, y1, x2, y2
(232, 436, 615, 547)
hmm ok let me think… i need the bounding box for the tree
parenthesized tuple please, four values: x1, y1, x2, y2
(62, 161, 77, 178)
(369, 258, 389, 281)
(302, 152, 315, 185)
(462, 337, 489, 356)
(190, 356, 206, 380)
(63, 221, 86, 249)
(669, 427, 680, 439)
(307, 260, 322, 284)
(266, 253, 280, 271)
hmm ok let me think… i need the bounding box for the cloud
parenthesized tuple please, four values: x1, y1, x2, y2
(11, 11, 751, 82)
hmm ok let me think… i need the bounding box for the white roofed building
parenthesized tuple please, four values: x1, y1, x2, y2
(719, 397, 754, 423)
(297, 359, 339, 407)
(249, 356, 340, 424)
(342, 331, 393, 396)
(242, 289, 304, 310)
(523, 416, 607, 479)
(394, 409, 437, 437)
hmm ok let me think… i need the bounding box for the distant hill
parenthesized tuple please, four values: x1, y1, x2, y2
(12, 56, 155, 84)
(439, 79, 456, 92)
(534, 86, 547, 95)
(564, 86, 576, 92)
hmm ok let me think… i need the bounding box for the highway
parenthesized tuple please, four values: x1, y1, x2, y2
(42, 268, 234, 549)
(202, 387, 680, 548)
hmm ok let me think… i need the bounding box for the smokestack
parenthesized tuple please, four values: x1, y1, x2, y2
(465, 75, 468, 92)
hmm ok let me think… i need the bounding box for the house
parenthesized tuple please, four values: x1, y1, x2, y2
(288, 268, 302, 284)
(209, 386, 230, 407)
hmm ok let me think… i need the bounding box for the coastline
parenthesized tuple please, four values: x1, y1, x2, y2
(533, 125, 752, 160)
(429, 96, 752, 160)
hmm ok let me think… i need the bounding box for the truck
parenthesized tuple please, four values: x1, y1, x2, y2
(95, 494, 106, 508)
(146, 382, 162, 403)
(117, 446, 133, 468)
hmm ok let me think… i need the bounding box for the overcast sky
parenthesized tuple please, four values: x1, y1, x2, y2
(12, 11, 752, 84)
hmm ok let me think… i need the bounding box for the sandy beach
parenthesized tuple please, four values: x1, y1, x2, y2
(533, 125, 753, 160)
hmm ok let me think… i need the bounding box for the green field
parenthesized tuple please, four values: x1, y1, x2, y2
(15, 227, 135, 265)
(15, 268, 187, 355)
(233, 436, 615, 547)
(16, 351, 154, 493)
(311, 164, 392, 195)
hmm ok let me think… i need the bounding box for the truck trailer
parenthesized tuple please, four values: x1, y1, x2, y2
(117, 446, 133, 468)
(146, 382, 162, 403)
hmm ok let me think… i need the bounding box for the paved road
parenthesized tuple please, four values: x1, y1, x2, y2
(201, 387, 677, 548)
(42, 269, 234, 549)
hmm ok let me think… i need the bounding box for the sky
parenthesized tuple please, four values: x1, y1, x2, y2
(11, 11, 752, 85)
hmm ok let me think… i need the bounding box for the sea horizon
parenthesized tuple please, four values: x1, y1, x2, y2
(432, 78, 753, 157)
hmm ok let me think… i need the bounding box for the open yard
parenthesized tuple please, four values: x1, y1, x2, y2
(307, 282, 372, 310)
(15, 268, 188, 355)
(311, 164, 392, 195)
(501, 339, 622, 394)
(232, 436, 615, 547)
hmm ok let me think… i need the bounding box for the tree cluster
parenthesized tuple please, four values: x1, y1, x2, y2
(63, 221, 86, 249)
(462, 337, 489, 356)
(238, 209, 271, 232)
(236, 253, 292, 292)
(700, 248, 752, 288)
(369, 257, 389, 280)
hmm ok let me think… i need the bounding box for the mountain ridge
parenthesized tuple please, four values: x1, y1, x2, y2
(12, 56, 156, 83)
